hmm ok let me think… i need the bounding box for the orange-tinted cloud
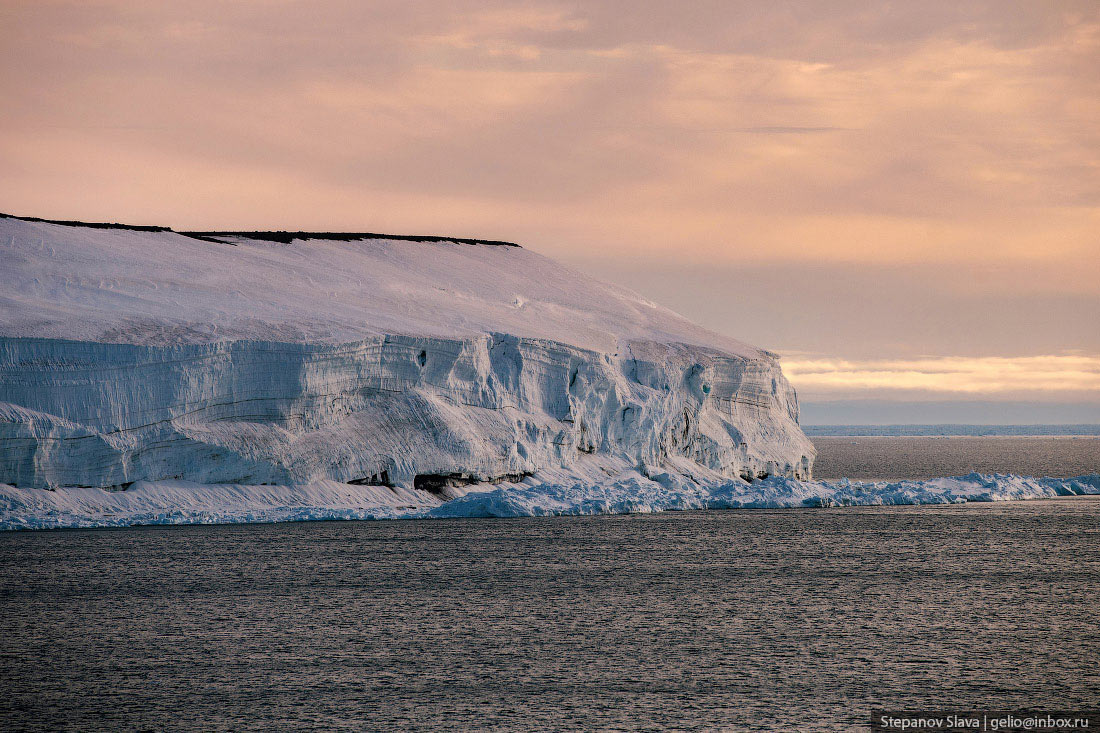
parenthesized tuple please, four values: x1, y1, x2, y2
(782, 354, 1100, 402)
(1, 2, 1097, 411)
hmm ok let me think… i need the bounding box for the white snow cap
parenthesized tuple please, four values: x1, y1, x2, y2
(0, 214, 762, 358)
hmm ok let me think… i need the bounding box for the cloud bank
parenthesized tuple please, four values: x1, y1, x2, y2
(782, 354, 1100, 402)
(2, 1, 1096, 417)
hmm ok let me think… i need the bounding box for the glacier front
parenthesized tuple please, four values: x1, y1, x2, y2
(0, 213, 814, 518)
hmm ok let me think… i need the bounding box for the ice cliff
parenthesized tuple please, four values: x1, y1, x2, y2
(0, 213, 814, 509)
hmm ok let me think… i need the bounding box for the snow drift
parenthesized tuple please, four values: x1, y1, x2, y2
(0, 214, 813, 508)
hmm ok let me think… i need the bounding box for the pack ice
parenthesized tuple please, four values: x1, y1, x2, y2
(1, 213, 818, 524)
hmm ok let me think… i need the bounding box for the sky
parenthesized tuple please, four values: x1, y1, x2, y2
(1, 0, 1098, 423)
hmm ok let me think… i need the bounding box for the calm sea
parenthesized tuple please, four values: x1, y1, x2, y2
(812, 436, 1100, 479)
(2, 499, 1098, 731)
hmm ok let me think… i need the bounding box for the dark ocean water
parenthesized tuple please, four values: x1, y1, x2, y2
(812, 436, 1100, 479)
(2, 498, 1099, 732)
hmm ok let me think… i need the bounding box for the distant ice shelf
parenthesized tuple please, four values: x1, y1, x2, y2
(804, 424, 1100, 437)
(2, 472, 1097, 530)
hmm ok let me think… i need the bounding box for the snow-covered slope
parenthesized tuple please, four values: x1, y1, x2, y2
(0, 214, 814, 502)
(0, 215, 759, 354)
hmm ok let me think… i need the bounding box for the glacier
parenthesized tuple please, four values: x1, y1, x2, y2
(0, 214, 811, 507)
